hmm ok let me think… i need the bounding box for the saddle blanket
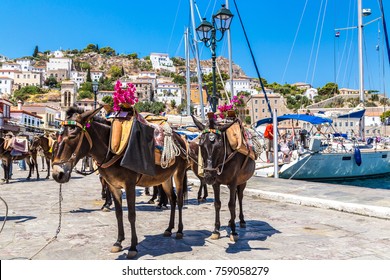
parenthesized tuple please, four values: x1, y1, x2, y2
(13, 137, 29, 153)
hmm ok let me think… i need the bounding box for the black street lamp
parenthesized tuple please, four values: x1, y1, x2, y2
(92, 81, 99, 109)
(196, 4, 233, 113)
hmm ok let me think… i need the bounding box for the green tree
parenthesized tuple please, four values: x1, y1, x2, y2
(13, 86, 43, 101)
(121, 66, 125, 76)
(135, 101, 166, 114)
(32, 46, 39, 57)
(100, 46, 116, 56)
(380, 110, 390, 123)
(102, 95, 113, 107)
(318, 82, 338, 96)
(86, 68, 92, 82)
(127, 53, 138, 59)
(44, 76, 58, 88)
(83, 44, 98, 53)
(108, 65, 122, 79)
(78, 91, 93, 100)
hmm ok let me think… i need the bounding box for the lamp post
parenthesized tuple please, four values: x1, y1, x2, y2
(196, 4, 233, 113)
(92, 81, 99, 109)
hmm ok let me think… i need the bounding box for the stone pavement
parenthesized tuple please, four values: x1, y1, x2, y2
(0, 164, 390, 260)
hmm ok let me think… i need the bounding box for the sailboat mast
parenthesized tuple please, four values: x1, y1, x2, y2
(185, 28, 191, 116)
(358, 0, 364, 102)
(358, 0, 365, 139)
(190, 0, 205, 121)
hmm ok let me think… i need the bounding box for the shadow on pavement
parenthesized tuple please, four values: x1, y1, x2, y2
(225, 220, 280, 253)
(0, 215, 36, 223)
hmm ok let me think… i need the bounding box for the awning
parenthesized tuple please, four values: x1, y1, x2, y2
(255, 114, 333, 127)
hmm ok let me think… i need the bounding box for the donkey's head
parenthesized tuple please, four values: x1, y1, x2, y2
(192, 114, 234, 185)
(52, 107, 101, 183)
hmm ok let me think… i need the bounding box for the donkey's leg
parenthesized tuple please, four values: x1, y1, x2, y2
(148, 185, 158, 204)
(25, 157, 32, 180)
(211, 183, 221, 239)
(3, 159, 10, 183)
(202, 180, 208, 201)
(33, 155, 39, 180)
(110, 187, 125, 253)
(228, 185, 238, 242)
(237, 183, 247, 228)
(162, 178, 176, 237)
(46, 157, 51, 179)
(173, 168, 187, 239)
(125, 184, 138, 259)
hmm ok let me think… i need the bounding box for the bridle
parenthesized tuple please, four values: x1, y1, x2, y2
(52, 119, 93, 168)
(200, 128, 237, 175)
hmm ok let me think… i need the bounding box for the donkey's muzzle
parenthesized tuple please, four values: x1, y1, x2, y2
(52, 164, 71, 183)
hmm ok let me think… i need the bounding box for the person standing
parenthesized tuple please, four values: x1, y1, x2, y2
(264, 123, 274, 163)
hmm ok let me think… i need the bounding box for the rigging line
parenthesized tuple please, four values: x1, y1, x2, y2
(166, 0, 183, 54)
(336, 0, 355, 82)
(281, 0, 309, 83)
(305, 0, 325, 83)
(379, 0, 390, 66)
(310, 0, 329, 86)
(232, 0, 272, 117)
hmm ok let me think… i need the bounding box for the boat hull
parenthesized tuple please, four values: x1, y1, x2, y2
(279, 149, 390, 180)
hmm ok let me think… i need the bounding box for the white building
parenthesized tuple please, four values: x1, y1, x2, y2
(225, 78, 271, 96)
(52, 50, 64, 58)
(150, 53, 176, 72)
(46, 57, 72, 72)
(1, 63, 22, 71)
(0, 54, 8, 62)
(0, 77, 13, 96)
(303, 88, 318, 100)
(11, 103, 43, 133)
(70, 71, 87, 88)
(91, 70, 103, 82)
(155, 82, 182, 105)
(16, 59, 33, 71)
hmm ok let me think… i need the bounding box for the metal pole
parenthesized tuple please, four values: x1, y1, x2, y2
(226, 0, 234, 97)
(94, 90, 97, 110)
(358, 0, 365, 140)
(273, 108, 279, 178)
(211, 27, 217, 113)
(185, 28, 191, 115)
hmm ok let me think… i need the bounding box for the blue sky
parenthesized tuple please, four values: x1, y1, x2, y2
(1, 0, 389, 94)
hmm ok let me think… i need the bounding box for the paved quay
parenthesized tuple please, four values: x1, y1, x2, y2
(0, 166, 390, 260)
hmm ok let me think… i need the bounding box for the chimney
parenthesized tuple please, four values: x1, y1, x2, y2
(17, 100, 22, 110)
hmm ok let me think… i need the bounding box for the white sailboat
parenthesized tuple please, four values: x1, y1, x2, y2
(255, 0, 390, 180)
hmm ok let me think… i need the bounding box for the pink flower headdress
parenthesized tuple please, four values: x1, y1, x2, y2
(112, 80, 138, 111)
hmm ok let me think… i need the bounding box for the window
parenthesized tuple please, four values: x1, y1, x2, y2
(350, 122, 353, 126)
(345, 122, 348, 127)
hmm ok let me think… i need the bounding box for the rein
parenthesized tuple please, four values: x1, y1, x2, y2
(201, 129, 238, 175)
(53, 120, 93, 168)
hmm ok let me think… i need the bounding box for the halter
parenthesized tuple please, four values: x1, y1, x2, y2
(200, 127, 236, 175)
(53, 119, 93, 167)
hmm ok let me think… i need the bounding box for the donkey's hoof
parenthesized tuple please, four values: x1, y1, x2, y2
(163, 230, 172, 237)
(176, 232, 184, 239)
(102, 206, 111, 212)
(240, 222, 246, 228)
(127, 250, 138, 259)
(26, 177, 31, 180)
(147, 199, 155, 204)
(210, 232, 220, 240)
(110, 244, 122, 253)
(46, 176, 50, 179)
(230, 233, 239, 242)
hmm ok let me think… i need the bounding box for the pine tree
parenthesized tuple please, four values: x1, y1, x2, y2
(86, 68, 92, 82)
(33, 46, 39, 57)
(121, 66, 125, 77)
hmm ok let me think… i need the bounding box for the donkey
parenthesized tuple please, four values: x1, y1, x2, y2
(0, 138, 39, 183)
(188, 140, 208, 203)
(192, 115, 255, 241)
(31, 135, 55, 179)
(52, 107, 188, 258)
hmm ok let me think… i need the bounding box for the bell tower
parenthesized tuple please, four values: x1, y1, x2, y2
(60, 81, 77, 120)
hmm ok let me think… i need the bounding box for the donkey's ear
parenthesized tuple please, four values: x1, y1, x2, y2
(191, 115, 205, 131)
(218, 121, 235, 132)
(80, 106, 103, 123)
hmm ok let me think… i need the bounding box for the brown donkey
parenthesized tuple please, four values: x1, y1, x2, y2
(52, 107, 188, 258)
(192, 115, 255, 242)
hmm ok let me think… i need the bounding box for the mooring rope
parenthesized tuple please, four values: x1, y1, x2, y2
(161, 124, 181, 168)
(29, 183, 63, 260)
